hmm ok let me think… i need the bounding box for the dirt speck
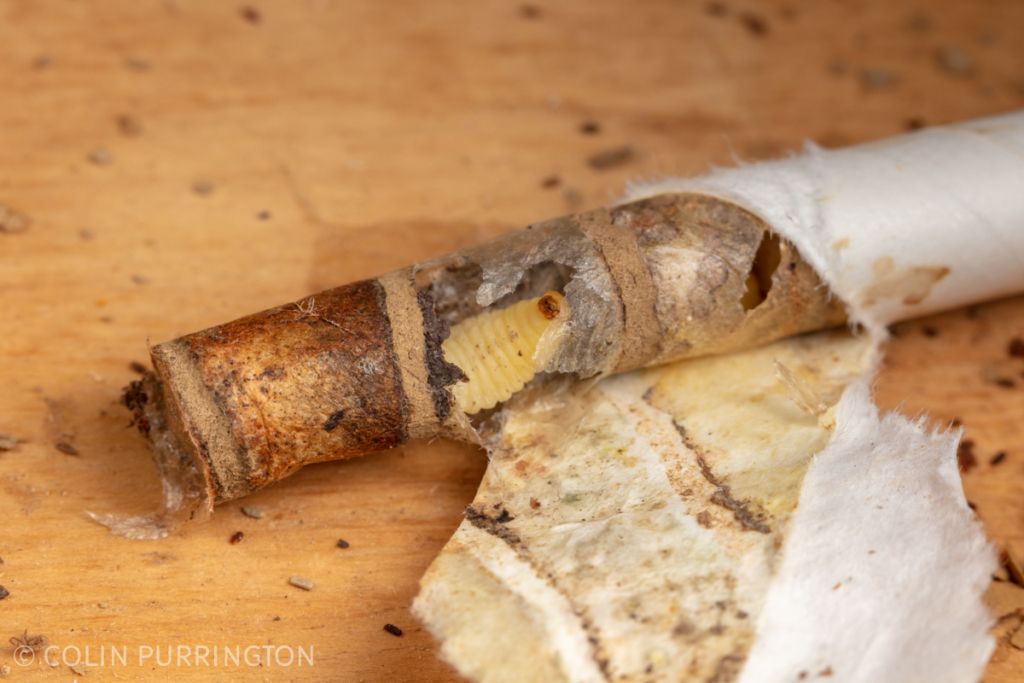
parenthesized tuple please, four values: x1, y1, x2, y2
(905, 117, 926, 131)
(579, 120, 601, 135)
(323, 410, 345, 432)
(859, 68, 896, 91)
(936, 46, 974, 76)
(990, 451, 1007, 466)
(55, 441, 80, 456)
(1007, 337, 1024, 358)
(241, 505, 264, 519)
(704, 1, 728, 17)
(540, 175, 561, 190)
(288, 575, 314, 591)
(957, 439, 977, 472)
(562, 186, 583, 210)
(229, 531, 245, 544)
(0, 586, 8, 600)
(0, 434, 19, 451)
(240, 6, 262, 23)
(383, 623, 404, 637)
(124, 56, 151, 71)
(0, 204, 31, 234)
(115, 114, 143, 137)
(905, 12, 931, 32)
(587, 146, 635, 171)
(87, 147, 114, 165)
(192, 179, 215, 196)
(519, 4, 541, 19)
(739, 11, 768, 36)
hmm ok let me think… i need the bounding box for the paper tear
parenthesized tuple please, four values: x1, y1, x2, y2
(416, 111, 1024, 682)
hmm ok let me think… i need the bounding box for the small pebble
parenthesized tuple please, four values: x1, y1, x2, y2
(241, 505, 265, 519)
(229, 531, 245, 544)
(337, 539, 350, 549)
(288, 575, 314, 591)
(55, 441, 80, 456)
(936, 46, 974, 75)
(0, 586, 9, 600)
(587, 146, 636, 170)
(0, 204, 31, 234)
(88, 147, 114, 165)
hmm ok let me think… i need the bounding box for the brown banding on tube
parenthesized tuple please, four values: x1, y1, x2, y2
(125, 193, 846, 512)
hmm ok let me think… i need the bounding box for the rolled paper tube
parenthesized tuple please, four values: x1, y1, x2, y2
(126, 193, 846, 507)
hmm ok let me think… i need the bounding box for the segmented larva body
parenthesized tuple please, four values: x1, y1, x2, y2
(443, 291, 569, 414)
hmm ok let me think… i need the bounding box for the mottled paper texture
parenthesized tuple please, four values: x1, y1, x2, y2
(415, 111, 1024, 682)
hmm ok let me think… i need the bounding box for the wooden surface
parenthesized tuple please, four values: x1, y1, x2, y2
(1, 0, 1023, 680)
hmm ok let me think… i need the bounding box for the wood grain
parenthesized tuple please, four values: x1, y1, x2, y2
(0, 0, 1022, 680)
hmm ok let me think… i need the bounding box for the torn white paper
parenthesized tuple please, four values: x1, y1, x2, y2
(416, 111, 1024, 682)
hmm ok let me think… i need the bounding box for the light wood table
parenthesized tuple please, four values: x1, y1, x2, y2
(1, 1, 1022, 680)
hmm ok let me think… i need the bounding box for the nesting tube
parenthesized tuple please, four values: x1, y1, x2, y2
(125, 193, 846, 509)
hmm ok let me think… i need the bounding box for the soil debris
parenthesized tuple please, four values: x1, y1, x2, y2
(587, 146, 635, 170)
(0, 433, 19, 451)
(55, 440, 80, 456)
(519, 4, 541, 19)
(192, 179, 215, 196)
(0, 204, 31, 234)
(241, 506, 264, 519)
(230, 531, 245, 544)
(115, 114, 143, 137)
(957, 439, 977, 472)
(935, 46, 974, 75)
(288, 576, 314, 591)
(336, 539, 350, 549)
(739, 11, 768, 36)
(1008, 337, 1024, 358)
(859, 68, 896, 90)
(383, 623, 404, 637)
(87, 147, 113, 165)
(240, 6, 262, 24)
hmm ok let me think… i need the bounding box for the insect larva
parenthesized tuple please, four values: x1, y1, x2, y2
(443, 291, 569, 414)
